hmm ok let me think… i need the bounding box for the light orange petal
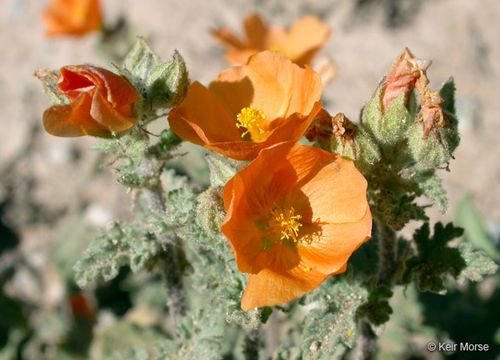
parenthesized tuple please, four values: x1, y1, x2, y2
(264, 26, 288, 49)
(223, 49, 259, 65)
(42, 93, 108, 137)
(244, 51, 322, 120)
(299, 157, 369, 223)
(168, 81, 241, 144)
(243, 13, 267, 49)
(283, 16, 331, 66)
(241, 267, 326, 311)
(210, 28, 245, 50)
(298, 207, 372, 274)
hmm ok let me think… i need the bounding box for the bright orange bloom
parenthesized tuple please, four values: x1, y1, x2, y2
(221, 142, 372, 311)
(42, 0, 102, 37)
(42, 65, 140, 137)
(211, 13, 331, 67)
(168, 51, 322, 160)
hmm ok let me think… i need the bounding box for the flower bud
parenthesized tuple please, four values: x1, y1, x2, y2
(123, 38, 189, 111)
(40, 65, 140, 137)
(407, 85, 460, 171)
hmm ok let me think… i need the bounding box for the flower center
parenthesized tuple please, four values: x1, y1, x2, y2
(270, 46, 285, 54)
(268, 207, 303, 244)
(236, 107, 267, 142)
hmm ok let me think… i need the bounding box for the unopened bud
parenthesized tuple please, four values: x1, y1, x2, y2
(407, 83, 460, 171)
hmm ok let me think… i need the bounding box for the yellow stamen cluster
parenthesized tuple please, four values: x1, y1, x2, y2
(269, 207, 303, 244)
(236, 107, 267, 142)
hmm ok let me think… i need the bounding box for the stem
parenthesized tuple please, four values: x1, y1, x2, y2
(243, 328, 260, 360)
(375, 216, 397, 287)
(350, 321, 376, 360)
(140, 158, 186, 326)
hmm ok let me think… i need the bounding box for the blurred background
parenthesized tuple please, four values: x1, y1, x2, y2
(0, 0, 499, 358)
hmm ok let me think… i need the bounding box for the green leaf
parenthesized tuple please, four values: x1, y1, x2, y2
(74, 222, 159, 287)
(402, 222, 466, 293)
(411, 171, 448, 212)
(457, 243, 498, 285)
(440, 77, 456, 115)
(357, 285, 393, 326)
(205, 154, 240, 187)
(302, 279, 368, 359)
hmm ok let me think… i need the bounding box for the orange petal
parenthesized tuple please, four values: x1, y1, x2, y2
(221, 143, 301, 271)
(168, 81, 241, 145)
(42, 0, 102, 37)
(80, 66, 140, 107)
(43, 93, 108, 137)
(299, 157, 369, 223)
(241, 267, 326, 311)
(283, 16, 331, 67)
(298, 207, 372, 274)
(90, 88, 136, 132)
(243, 13, 268, 49)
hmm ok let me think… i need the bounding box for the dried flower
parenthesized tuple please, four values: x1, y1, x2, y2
(211, 13, 330, 67)
(168, 51, 322, 160)
(382, 48, 430, 113)
(42, 0, 102, 37)
(42, 65, 140, 137)
(221, 142, 372, 310)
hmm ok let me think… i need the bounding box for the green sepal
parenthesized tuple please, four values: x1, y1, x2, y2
(35, 69, 69, 105)
(407, 121, 458, 171)
(361, 81, 412, 145)
(146, 50, 189, 109)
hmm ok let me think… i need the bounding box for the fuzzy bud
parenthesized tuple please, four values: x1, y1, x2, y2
(407, 81, 460, 171)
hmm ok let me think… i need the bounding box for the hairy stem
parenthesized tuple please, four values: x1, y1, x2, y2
(243, 328, 260, 360)
(375, 217, 397, 286)
(350, 321, 376, 360)
(140, 158, 186, 327)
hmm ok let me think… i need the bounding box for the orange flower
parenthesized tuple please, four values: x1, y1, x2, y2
(211, 13, 330, 67)
(168, 51, 322, 160)
(42, 0, 102, 37)
(42, 65, 140, 137)
(221, 142, 372, 311)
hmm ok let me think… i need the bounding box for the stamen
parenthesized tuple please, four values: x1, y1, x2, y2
(268, 207, 303, 244)
(236, 107, 267, 142)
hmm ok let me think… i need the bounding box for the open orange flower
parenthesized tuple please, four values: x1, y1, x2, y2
(42, 65, 140, 137)
(42, 0, 102, 37)
(221, 142, 372, 311)
(168, 51, 322, 160)
(212, 13, 331, 67)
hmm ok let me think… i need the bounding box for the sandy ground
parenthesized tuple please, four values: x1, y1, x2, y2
(0, 0, 499, 288)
